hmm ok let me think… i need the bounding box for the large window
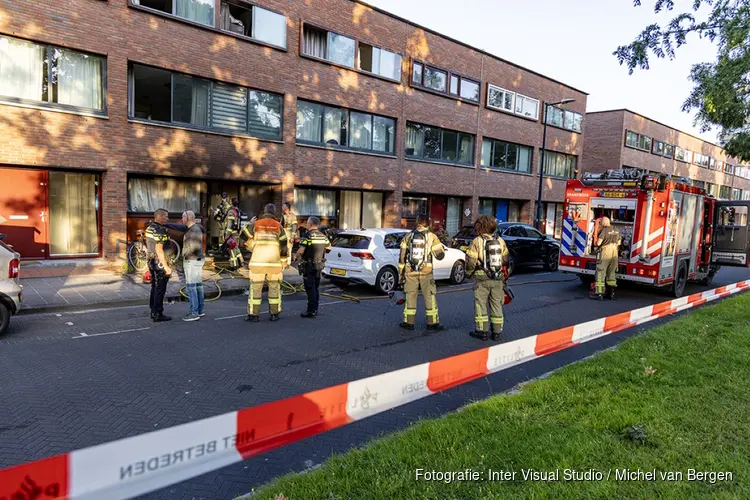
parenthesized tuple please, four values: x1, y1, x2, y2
(220, 1, 286, 48)
(411, 61, 480, 103)
(541, 150, 578, 179)
(127, 177, 205, 213)
(133, 0, 215, 26)
(515, 94, 540, 120)
(719, 185, 732, 200)
(0, 35, 105, 113)
(625, 130, 651, 152)
(358, 43, 401, 81)
(401, 197, 428, 218)
(481, 138, 532, 173)
(294, 188, 337, 217)
(732, 188, 743, 201)
(692, 152, 710, 168)
(130, 63, 282, 139)
(674, 146, 691, 163)
(724, 162, 734, 175)
(302, 24, 355, 67)
(652, 139, 674, 158)
(49, 172, 100, 256)
(296, 99, 395, 154)
(405, 122, 475, 165)
(545, 106, 582, 132)
(486, 84, 514, 113)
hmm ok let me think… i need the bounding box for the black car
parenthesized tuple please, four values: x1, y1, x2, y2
(451, 222, 561, 275)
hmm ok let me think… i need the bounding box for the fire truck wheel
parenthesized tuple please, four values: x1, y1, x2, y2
(672, 263, 688, 298)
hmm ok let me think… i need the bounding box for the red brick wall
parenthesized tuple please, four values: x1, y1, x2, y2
(0, 0, 588, 261)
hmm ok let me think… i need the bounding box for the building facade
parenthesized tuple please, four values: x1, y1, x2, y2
(584, 109, 750, 200)
(0, 0, 587, 261)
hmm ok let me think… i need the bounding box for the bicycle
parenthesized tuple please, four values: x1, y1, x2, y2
(127, 228, 181, 273)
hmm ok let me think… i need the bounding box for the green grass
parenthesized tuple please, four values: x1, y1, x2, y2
(247, 293, 750, 499)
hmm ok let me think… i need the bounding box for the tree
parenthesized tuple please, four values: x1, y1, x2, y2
(614, 1, 750, 162)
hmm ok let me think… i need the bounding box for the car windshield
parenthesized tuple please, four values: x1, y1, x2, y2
(332, 234, 371, 249)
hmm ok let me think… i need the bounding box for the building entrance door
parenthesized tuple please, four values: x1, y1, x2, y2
(430, 196, 446, 230)
(0, 168, 48, 259)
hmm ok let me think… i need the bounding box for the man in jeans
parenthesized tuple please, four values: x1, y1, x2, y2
(167, 211, 206, 321)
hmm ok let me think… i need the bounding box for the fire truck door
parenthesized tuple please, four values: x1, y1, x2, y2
(712, 201, 750, 267)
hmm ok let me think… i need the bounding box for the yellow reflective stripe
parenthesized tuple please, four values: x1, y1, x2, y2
(268, 298, 281, 305)
(425, 309, 439, 318)
(248, 299, 262, 305)
(490, 317, 504, 324)
(475, 315, 489, 321)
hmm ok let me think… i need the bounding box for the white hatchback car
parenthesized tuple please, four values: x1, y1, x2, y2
(322, 228, 467, 294)
(0, 233, 22, 336)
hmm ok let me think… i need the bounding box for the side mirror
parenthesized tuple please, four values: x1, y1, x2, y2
(0, 233, 5, 241)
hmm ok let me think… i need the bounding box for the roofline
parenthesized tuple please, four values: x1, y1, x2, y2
(353, 0, 589, 96)
(586, 108, 729, 152)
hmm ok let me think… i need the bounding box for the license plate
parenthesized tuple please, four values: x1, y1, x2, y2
(330, 268, 346, 276)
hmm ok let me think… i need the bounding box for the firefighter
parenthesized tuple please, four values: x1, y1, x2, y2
(465, 215, 509, 341)
(213, 192, 231, 248)
(145, 208, 172, 322)
(282, 202, 298, 269)
(591, 216, 621, 300)
(295, 216, 331, 318)
(224, 197, 245, 271)
(245, 203, 288, 322)
(398, 214, 445, 332)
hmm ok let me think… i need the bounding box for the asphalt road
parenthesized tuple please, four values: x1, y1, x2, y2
(2, 266, 749, 499)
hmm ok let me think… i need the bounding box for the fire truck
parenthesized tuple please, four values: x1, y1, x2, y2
(558, 169, 750, 297)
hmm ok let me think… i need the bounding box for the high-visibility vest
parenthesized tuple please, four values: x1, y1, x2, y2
(248, 215, 286, 275)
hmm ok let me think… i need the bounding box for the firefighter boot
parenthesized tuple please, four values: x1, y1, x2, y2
(605, 285, 617, 300)
(245, 315, 259, 322)
(469, 330, 489, 341)
(589, 291, 604, 301)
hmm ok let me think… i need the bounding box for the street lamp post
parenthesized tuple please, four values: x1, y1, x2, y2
(536, 98, 576, 232)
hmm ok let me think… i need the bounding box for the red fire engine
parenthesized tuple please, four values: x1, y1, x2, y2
(558, 169, 750, 297)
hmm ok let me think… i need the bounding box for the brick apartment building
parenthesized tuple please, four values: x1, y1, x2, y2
(0, 0, 587, 261)
(584, 109, 750, 200)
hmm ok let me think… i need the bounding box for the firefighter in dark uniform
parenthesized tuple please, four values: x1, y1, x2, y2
(224, 197, 245, 270)
(213, 192, 231, 247)
(465, 215, 509, 341)
(591, 216, 621, 300)
(146, 208, 172, 322)
(282, 202, 298, 269)
(295, 216, 331, 318)
(398, 214, 446, 332)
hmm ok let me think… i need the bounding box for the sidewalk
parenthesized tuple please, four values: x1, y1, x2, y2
(19, 265, 304, 314)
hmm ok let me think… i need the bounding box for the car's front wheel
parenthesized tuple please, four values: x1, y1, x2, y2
(450, 260, 466, 284)
(375, 267, 398, 295)
(544, 247, 560, 271)
(506, 254, 516, 277)
(0, 302, 10, 336)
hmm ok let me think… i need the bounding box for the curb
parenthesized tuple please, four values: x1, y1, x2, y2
(3, 280, 747, 499)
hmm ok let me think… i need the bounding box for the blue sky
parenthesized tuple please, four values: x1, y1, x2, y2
(367, 0, 719, 143)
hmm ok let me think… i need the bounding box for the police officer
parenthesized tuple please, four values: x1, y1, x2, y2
(295, 216, 331, 318)
(398, 214, 445, 332)
(465, 215, 509, 341)
(591, 216, 621, 300)
(245, 203, 288, 322)
(146, 208, 172, 322)
(214, 192, 231, 249)
(282, 202, 298, 269)
(224, 197, 245, 271)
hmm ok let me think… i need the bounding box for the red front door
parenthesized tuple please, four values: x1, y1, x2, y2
(430, 196, 447, 230)
(0, 168, 48, 259)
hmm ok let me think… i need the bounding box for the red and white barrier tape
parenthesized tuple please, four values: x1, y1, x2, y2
(2, 280, 749, 500)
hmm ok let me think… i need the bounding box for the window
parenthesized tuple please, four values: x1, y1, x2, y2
(724, 163, 734, 174)
(294, 188, 337, 217)
(624, 130, 651, 152)
(410, 61, 480, 102)
(295, 99, 395, 154)
(692, 153, 710, 168)
(405, 122, 474, 165)
(706, 183, 717, 196)
(481, 138, 532, 173)
(133, 0, 215, 26)
(127, 177, 205, 213)
(675, 146, 691, 163)
(651, 139, 674, 158)
(487, 84, 514, 112)
(0, 35, 105, 113)
(692, 180, 705, 189)
(358, 43, 401, 81)
(719, 185, 731, 199)
(732, 188, 743, 201)
(219, 2, 286, 48)
(49, 172, 100, 256)
(130, 63, 282, 139)
(515, 94, 540, 120)
(301, 24, 355, 67)
(546, 107, 583, 132)
(541, 150, 578, 179)
(401, 197, 428, 218)
(328, 32, 356, 67)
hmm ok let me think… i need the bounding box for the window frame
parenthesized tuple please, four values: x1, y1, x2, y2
(0, 35, 108, 117)
(131, 0, 217, 27)
(295, 98, 397, 156)
(356, 41, 402, 82)
(545, 106, 582, 132)
(651, 139, 674, 159)
(405, 121, 475, 166)
(624, 130, 652, 152)
(486, 84, 515, 113)
(674, 146, 691, 163)
(515, 93, 540, 121)
(540, 149, 578, 179)
(480, 137, 533, 174)
(219, 0, 288, 50)
(410, 59, 480, 104)
(128, 62, 283, 141)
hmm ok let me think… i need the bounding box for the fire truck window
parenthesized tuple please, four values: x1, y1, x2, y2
(720, 206, 748, 226)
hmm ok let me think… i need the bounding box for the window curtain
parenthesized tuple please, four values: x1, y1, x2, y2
(0, 36, 44, 101)
(56, 49, 102, 110)
(293, 188, 336, 217)
(405, 124, 423, 157)
(296, 101, 323, 142)
(349, 112, 372, 149)
(220, 2, 247, 35)
(362, 192, 382, 228)
(508, 201, 521, 222)
(48, 172, 98, 255)
(175, 0, 215, 26)
(372, 116, 394, 153)
(517, 146, 531, 172)
(128, 177, 204, 213)
(340, 191, 361, 230)
(303, 27, 326, 58)
(457, 134, 473, 164)
(248, 91, 281, 138)
(191, 79, 209, 126)
(446, 198, 460, 237)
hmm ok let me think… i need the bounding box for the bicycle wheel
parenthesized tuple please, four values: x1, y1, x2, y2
(165, 239, 182, 270)
(128, 243, 148, 273)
